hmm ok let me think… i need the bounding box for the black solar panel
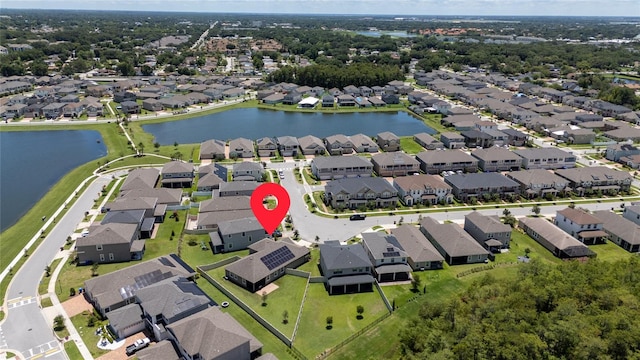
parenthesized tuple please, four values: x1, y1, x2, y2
(260, 246, 296, 271)
(383, 251, 400, 258)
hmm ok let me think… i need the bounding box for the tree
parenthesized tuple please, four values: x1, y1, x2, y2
(30, 60, 49, 76)
(326, 316, 333, 329)
(138, 142, 145, 155)
(154, 142, 160, 150)
(282, 310, 289, 324)
(502, 208, 512, 217)
(69, 287, 76, 297)
(261, 292, 268, 306)
(531, 204, 541, 216)
(44, 265, 51, 277)
(411, 275, 422, 293)
(524, 248, 531, 258)
(91, 263, 99, 277)
(140, 64, 154, 76)
(53, 315, 65, 332)
(356, 305, 364, 319)
(117, 61, 136, 76)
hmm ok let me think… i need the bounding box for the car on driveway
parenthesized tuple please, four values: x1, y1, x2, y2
(126, 337, 150, 356)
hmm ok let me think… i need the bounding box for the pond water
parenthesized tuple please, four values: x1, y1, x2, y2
(0, 130, 106, 232)
(355, 31, 415, 38)
(142, 108, 436, 145)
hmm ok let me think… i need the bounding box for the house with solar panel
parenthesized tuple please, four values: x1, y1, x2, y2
(224, 238, 310, 292)
(361, 232, 412, 282)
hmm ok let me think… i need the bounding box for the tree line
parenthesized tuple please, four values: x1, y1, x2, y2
(400, 258, 640, 360)
(266, 63, 404, 88)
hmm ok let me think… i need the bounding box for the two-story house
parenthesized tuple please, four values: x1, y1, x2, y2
(276, 136, 300, 157)
(350, 133, 379, 153)
(393, 174, 453, 206)
(324, 134, 354, 155)
(229, 137, 255, 158)
(200, 139, 226, 160)
(232, 162, 264, 181)
(471, 147, 523, 172)
(593, 210, 640, 253)
(555, 166, 633, 196)
(311, 156, 372, 180)
(463, 211, 512, 251)
(440, 132, 466, 149)
(518, 217, 594, 259)
(298, 135, 327, 155)
(256, 137, 277, 157)
(209, 217, 269, 253)
(513, 148, 576, 170)
(361, 232, 411, 282)
(376, 131, 400, 152)
(324, 177, 397, 210)
(319, 242, 375, 295)
(444, 172, 520, 202)
(554, 208, 606, 245)
(413, 133, 443, 150)
(605, 143, 640, 162)
(416, 149, 478, 175)
(371, 152, 420, 177)
(506, 169, 570, 199)
(76, 223, 142, 265)
(161, 161, 194, 188)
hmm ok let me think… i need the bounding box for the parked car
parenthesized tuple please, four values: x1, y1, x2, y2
(349, 214, 366, 221)
(125, 338, 150, 356)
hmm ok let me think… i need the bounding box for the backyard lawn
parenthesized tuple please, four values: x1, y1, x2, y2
(296, 248, 321, 276)
(207, 266, 308, 338)
(399, 137, 424, 154)
(294, 283, 389, 358)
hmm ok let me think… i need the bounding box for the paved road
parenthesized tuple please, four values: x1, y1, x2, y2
(1, 174, 112, 360)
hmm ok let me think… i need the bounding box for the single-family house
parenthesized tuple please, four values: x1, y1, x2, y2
(84, 254, 196, 316)
(166, 307, 263, 360)
(209, 217, 269, 254)
(593, 210, 640, 253)
(471, 147, 523, 172)
(256, 137, 277, 157)
(371, 152, 420, 177)
(440, 132, 466, 149)
(218, 181, 259, 197)
(232, 162, 264, 181)
(100, 209, 153, 239)
(413, 133, 443, 150)
(376, 131, 400, 152)
(390, 225, 445, 270)
(460, 130, 494, 148)
(76, 223, 142, 265)
(501, 128, 528, 146)
(416, 150, 478, 174)
(229, 138, 254, 159)
(161, 161, 194, 188)
(324, 177, 397, 210)
(276, 136, 299, 157)
(311, 155, 372, 180)
(463, 211, 512, 251)
(324, 134, 354, 155)
(200, 139, 226, 160)
(321, 95, 335, 108)
(518, 217, 595, 259)
(225, 238, 310, 292)
(565, 128, 596, 145)
(337, 94, 356, 107)
(319, 242, 375, 295)
(623, 205, 640, 227)
(297, 135, 326, 155)
(361, 232, 412, 282)
(350, 133, 379, 153)
(605, 143, 640, 162)
(120, 101, 140, 114)
(419, 217, 490, 265)
(444, 172, 520, 202)
(554, 208, 606, 245)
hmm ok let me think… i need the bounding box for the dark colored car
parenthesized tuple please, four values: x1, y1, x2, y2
(349, 214, 366, 221)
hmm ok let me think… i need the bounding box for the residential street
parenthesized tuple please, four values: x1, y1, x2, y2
(0, 173, 113, 360)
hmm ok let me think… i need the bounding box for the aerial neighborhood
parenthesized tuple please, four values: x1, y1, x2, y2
(1, 9, 640, 360)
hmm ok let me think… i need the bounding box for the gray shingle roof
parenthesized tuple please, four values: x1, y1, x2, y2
(312, 156, 372, 169)
(361, 232, 408, 261)
(218, 216, 263, 235)
(120, 188, 182, 205)
(162, 160, 194, 175)
(464, 211, 511, 234)
(106, 303, 143, 333)
(518, 217, 593, 257)
(513, 147, 574, 160)
(325, 177, 395, 196)
(393, 174, 451, 192)
(120, 168, 159, 191)
(391, 225, 445, 263)
(416, 149, 477, 164)
(200, 139, 226, 157)
(136, 340, 182, 360)
(298, 135, 326, 151)
(225, 238, 309, 283)
(445, 172, 519, 190)
(555, 166, 632, 184)
(371, 152, 419, 167)
(593, 210, 640, 246)
(78, 223, 138, 247)
(167, 307, 262, 357)
(320, 243, 371, 271)
(557, 207, 602, 225)
(101, 210, 145, 225)
(199, 196, 251, 213)
(505, 169, 568, 187)
(471, 147, 523, 162)
(219, 181, 259, 193)
(419, 217, 489, 257)
(135, 276, 213, 320)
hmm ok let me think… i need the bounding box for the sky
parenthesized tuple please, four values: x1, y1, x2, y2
(1, 0, 639, 17)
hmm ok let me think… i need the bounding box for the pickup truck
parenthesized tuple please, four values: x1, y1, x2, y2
(125, 337, 150, 356)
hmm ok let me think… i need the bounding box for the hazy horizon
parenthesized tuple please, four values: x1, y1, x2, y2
(1, 0, 639, 17)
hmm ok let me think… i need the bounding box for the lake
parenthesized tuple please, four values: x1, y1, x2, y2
(142, 108, 436, 145)
(355, 30, 415, 38)
(0, 130, 107, 232)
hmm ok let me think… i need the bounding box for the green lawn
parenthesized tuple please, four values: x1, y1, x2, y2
(64, 339, 83, 360)
(196, 280, 297, 360)
(589, 240, 637, 262)
(302, 167, 320, 185)
(294, 283, 389, 358)
(70, 311, 109, 358)
(296, 248, 321, 277)
(39, 258, 62, 295)
(399, 137, 424, 154)
(207, 266, 308, 338)
(509, 229, 563, 265)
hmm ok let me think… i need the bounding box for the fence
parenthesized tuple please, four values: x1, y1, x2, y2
(199, 257, 240, 272)
(374, 281, 394, 313)
(309, 276, 326, 284)
(315, 312, 392, 360)
(197, 267, 293, 346)
(455, 262, 518, 278)
(285, 268, 311, 278)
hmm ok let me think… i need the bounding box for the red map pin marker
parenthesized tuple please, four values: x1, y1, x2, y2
(250, 183, 291, 235)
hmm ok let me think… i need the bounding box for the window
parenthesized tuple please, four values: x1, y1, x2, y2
(108, 253, 114, 261)
(96, 244, 103, 251)
(99, 254, 105, 262)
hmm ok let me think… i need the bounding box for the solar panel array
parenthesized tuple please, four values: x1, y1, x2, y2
(119, 269, 174, 299)
(260, 246, 296, 271)
(383, 251, 400, 258)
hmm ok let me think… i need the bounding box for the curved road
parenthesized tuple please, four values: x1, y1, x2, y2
(0, 173, 113, 360)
